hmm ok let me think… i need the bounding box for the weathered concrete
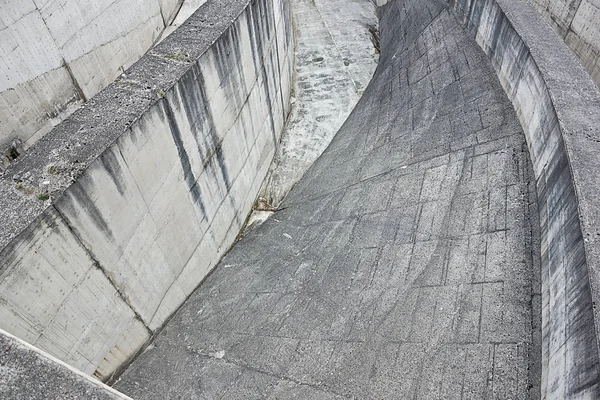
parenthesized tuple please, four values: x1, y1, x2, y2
(526, 0, 600, 88)
(159, 0, 210, 42)
(115, 0, 542, 398)
(451, 0, 600, 397)
(0, 329, 130, 399)
(259, 0, 379, 208)
(0, 0, 292, 381)
(0, 0, 180, 159)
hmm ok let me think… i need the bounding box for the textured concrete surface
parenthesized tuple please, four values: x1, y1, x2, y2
(260, 0, 379, 207)
(0, 329, 130, 399)
(452, 0, 600, 397)
(526, 0, 600, 87)
(115, 1, 542, 398)
(0, 0, 292, 380)
(159, 0, 210, 42)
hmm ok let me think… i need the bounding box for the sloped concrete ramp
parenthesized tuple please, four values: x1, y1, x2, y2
(115, 0, 541, 398)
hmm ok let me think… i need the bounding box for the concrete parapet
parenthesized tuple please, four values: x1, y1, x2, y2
(0, 0, 292, 382)
(451, 0, 600, 397)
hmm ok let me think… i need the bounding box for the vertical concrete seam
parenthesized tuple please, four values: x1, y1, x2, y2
(272, 4, 287, 125)
(29, 2, 87, 102)
(62, 60, 87, 102)
(50, 204, 152, 335)
(565, 0, 585, 39)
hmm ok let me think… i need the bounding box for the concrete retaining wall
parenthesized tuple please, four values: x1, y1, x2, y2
(0, 0, 292, 382)
(0, 0, 182, 158)
(526, 0, 600, 88)
(451, 0, 600, 397)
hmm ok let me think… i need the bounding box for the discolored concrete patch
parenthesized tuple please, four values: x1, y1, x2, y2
(259, 0, 379, 208)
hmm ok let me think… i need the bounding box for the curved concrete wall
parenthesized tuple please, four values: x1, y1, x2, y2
(0, 0, 292, 381)
(0, 0, 182, 159)
(450, 0, 600, 397)
(526, 0, 600, 87)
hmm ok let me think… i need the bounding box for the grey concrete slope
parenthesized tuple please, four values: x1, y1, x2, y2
(0, 329, 130, 400)
(115, 0, 542, 398)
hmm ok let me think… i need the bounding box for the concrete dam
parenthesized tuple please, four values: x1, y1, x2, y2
(1, 0, 600, 399)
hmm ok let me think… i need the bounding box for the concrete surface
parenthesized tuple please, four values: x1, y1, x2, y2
(452, 0, 600, 397)
(0, 328, 130, 399)
(0, 0, 180, 160)
(259, 0, 379, 207)
(159, 0, 210, 42)
(114, 1, 542, 398)
(0, 0, 292, 381)
(526, 0, 600, 87)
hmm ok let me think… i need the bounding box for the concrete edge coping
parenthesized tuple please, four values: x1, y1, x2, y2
(0, 328, 132, 399)
(0, 0, 251, 251)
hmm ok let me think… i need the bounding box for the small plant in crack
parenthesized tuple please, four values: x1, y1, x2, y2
(38, 193, 50, 201)
(165, 51, 190, 62)
(47, 165, 58, 175)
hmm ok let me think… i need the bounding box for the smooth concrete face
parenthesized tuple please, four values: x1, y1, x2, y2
(114, 1, 541, 398)
(0, 0, 293, 382)
(259, 0, 379, 207)
(0, 0, 179, 157)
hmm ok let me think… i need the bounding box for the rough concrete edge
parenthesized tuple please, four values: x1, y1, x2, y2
(449, 0, 600, 396)
(0, 328, 132, 399)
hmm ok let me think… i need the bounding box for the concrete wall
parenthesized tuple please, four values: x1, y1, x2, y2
(526, 0, 600, 87)
(0, 0, 182, 159)
(0, 0, 292, 382)
(450, 0, 600, 397)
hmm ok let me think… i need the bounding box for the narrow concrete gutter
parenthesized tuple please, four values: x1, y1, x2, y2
(446, 0, 600, 397)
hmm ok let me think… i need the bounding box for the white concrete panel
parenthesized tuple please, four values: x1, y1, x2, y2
(0, 8, 63, 91)
(0, 66, 82, 149)
(66, 12, 164, 98)
(34, 0, 161, 62)
(0, 0, 37, 27)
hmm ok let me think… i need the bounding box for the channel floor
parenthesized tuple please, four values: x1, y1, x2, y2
(115, 2, 541, 399)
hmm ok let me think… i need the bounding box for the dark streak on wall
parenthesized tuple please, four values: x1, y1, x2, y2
(161, 98, 207, 218)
